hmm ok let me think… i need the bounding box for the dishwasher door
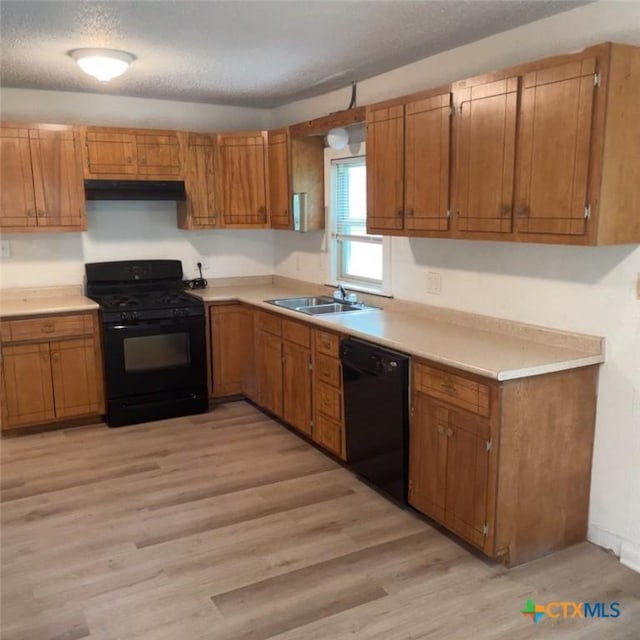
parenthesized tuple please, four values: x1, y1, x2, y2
(340, 338, 409, 503)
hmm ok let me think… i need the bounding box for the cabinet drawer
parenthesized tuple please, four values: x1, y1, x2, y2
(315, 353, 342, 389)
(316, 380, 343, 423)
(314, 329, 340, 358)
(314, 414, 344, 459)
(282, 319, 310, 348)
(256, 311, 282, 336)
(414, 362, 490, 417)
(1, 314, 94, 343)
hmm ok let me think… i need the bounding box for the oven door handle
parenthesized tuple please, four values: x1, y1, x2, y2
(104, 319, 198, 330)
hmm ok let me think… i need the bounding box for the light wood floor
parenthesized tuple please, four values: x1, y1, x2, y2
(1, 401, 639, 640)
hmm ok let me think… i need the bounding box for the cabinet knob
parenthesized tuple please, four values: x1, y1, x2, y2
(515, 206, 529, 217)
(51, 352, 60, 362)
(41, 352, 50, 363)
(37, 210, 46, 217)
(126, 157, 133, 164)
(500, 205, 511, 217)
(406, 208, 414, 217)
(437, 424, 446, 435)
(27, 209, 36, 217)
(258, 206, 266, 215)
(446, 427, 454, 438)
(395, 208, 403, 218)
(139, 158, 147, 165)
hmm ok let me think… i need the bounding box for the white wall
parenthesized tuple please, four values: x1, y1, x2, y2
(0, 90, 274, 289)
(0, 88, 270, 131)
(272, 0, 640, 572)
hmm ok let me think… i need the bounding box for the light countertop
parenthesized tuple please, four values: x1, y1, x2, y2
(0, 282, 604, 381)
(0, 286, 99, 317)
(189, 283, 604, 381)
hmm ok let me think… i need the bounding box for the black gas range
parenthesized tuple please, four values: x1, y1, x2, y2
(86, 260, 208, 427)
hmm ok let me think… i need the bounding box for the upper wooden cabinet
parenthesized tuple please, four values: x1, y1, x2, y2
(367, 90, 452, 235)
(267, 128, 325, 232)
(268, 129, 291, 229)
(0, 124, 85, 233)
(217, 131, 269, 228)
(178, 133, 218, 230)
(368, 42, 640, 245)
(82, 126, 183, 179)
(452, 77, 518, 234)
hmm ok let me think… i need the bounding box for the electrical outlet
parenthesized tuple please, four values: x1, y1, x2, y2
(426, 271, 442, 295)
(195, 259, 210, 273)
(0, 240, 11, 258)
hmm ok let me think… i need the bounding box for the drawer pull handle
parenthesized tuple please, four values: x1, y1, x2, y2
(437, 424, 446, 435)
(41, 323, 55, 333)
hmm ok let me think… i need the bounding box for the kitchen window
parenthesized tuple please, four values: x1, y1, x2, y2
(326, 143, 390, 293)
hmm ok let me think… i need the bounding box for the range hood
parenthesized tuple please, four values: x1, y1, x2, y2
(84, 179, 186, 201)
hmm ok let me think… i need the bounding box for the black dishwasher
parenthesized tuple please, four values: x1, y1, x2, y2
(340, 337, 410, 503)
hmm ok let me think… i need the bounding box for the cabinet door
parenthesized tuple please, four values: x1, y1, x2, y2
(1, 343, 55, 428)
(256, 330, 283, 417)
(0, 126, 37, 228)
(218, 133, 268, 227)
(282, 341, 312, 435)
(210, 305, 251, 397)
(514, 58, 597, 236)
(268, 130, 291, 229)
(183, 134, 217, 228)
(50, 338, 103, 419)
(445, 408, 490, 548)
(135, 133, 182, 177)
(408, 394, 447, 522)
(366, 105, 405, 233)
(404, 93, 452, 232)
(30, 127, 85, 228)
(85, 131, 137, 175)
(454, 78, 518, 234)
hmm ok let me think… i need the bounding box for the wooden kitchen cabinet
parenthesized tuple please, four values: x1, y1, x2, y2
(178, 134, 218, 230)
(209, 304, 252, 397)
(452, 77, 518, 234)
(1, 312, 104, 431)
(268, 129, 291, 229)
(311, 328, 346, 459)
(1, 124, 85, 232)
(82, 126, 183, 179)
(281, 320, 312, 435)
(409, 358, 599, 566)
(255, 330, 284, 417)
(367, 90, 452, 235)
(217, 132, 269, 228)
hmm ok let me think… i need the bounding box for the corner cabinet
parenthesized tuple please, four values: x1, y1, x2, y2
(0, 312, 105, 430)
(0, 124, 85, 233)
(409, 359, 599, 566)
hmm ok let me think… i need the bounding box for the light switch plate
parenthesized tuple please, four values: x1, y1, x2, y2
(0, 240, 11, 258)
(426, 271, 442, 295)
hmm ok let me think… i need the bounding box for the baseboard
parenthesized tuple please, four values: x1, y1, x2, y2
(620, 541, 640, 574)
(588, 524, 640, 574)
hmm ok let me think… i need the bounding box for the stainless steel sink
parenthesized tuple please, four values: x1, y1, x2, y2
(265, 296, 379, 316)
(267, 296, 335, 310)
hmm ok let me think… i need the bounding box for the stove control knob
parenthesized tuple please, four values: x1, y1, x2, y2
(131, 311, 138, 320)
(120, 311, 128, 321)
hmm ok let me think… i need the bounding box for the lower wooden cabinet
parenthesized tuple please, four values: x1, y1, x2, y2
(209, 304, 252, 397)
(1, 312, 104, 430)
(311, 328, 346, 460)
(282, 322, 313, 435)
(409, 358, 598, 566)
(256, 329, 284, 417)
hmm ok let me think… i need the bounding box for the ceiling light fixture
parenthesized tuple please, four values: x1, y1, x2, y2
(326, 127, 349, 151)
(69, 48, 136, 82)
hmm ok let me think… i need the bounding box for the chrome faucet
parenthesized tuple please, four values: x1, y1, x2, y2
(338, 284, 347, 301)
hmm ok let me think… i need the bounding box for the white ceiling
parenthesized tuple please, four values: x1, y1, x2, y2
(1, 0, 591, 108)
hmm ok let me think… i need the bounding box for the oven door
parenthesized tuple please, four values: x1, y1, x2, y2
(102, 316, 206, 399)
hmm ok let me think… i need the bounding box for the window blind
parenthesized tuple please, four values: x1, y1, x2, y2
(333, 157, 369, 239)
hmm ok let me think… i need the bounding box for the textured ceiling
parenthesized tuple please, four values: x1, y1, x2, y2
(0, 0, 591, 108)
